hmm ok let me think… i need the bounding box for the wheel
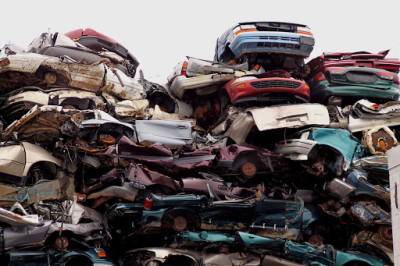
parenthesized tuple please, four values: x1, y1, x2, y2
(171, 216, 187, 231)
(241, 162, 257, 178)
(44, 71, 57, 84)
(377, 225, 392, 245)
(55, 235, 69, 250)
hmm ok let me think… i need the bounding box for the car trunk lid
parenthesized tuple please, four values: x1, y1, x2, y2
(326, 66, 398, 90)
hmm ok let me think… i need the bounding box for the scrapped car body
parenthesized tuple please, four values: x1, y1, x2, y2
(215, 21, 314, 62)
(167, 57, 250, 99)
(0, 202, 40, 226)
(0, 32, 145, 101)
(170, 72, 237, 100)
(0, 87, 107, 124)
(0, 219, 103, 252)
(116, 135, 287, 182)
(2, 104, 135, 145)
(2, 248, 113, 266)
(324, 168, 390, 206)
(0, 141, 62, 186)
(128, 164, 254, 200)
(137, 193, 327, 241)
(170, 231, 388, 266)
(307, 50, 400, 76)
(214, 104, 330, 146)
(135, 119, 193, 147)
(249, 103, 329, 131)
(167, 57, 244, 82)
(65, 28, 140, 78)
(238, 231, 388, 266)
(119, 247, 203, 266)
(308, 65, 399, 106)
(0, 176, 75, 207)
(361, 126, 398, 155)
(347, 99, 400, 132)
(222, 70, 310, 106)
(275, 127, 363, 176)
(120, 247, 262, 266)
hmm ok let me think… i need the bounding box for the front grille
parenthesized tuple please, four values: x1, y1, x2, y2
(257, 42, 300, 50)
(250, 80, 302, 89)
(258, 36, 299, 42)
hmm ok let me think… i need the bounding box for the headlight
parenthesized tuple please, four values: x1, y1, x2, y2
(232, 76, 257, 84)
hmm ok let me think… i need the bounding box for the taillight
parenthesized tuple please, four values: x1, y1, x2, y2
(297, 26, 313, 36)
(95, 248, 107, 258)
(234, 28, 257, 36)
(181, 61, 188, 76)
(394, 75, 399, 84)
(378, 71, 396, 81)
(314, 73, 326, 82)
(329, 67, 346, 75)
(144, 196, 153, 210)
(0, 57, 10, 67)
(233, 24, 257, 36)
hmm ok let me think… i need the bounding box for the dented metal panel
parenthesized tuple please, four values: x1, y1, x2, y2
(0, 177, 75, 207)
(249, 103, 330, 131)
(170, 73, 236, 99)
(135, 119, 192, 146)
(274, 139, 317, 160)
(0, 202, 39, 226)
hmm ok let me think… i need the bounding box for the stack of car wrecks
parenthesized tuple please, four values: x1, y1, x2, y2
(0, 22, 398, 265)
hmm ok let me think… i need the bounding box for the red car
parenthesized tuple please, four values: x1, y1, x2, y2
(307, 50, 400, 78)
(222, 69, 310, 106)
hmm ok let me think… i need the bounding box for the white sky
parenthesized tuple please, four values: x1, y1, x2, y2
(4, 0, 400, 83)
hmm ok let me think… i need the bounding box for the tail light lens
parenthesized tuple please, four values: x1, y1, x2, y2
(234, 28, 257, 36)
(394, 75, 399, 84)
(95, 248, 107, 258)
(181, 61, 188, 76)
(313, 73, 326, 82)
(378, 71, 396, 81)
(0, 57, 10, 67)
(297, 26, 313, 36)
(233, 24, 257, 36)
(144, 196, 153, 210)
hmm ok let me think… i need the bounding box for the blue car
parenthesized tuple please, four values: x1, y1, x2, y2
(214, 21, 315, 63)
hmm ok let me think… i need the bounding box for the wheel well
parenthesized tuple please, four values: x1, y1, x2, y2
(45, 230, 74, 249)
(25, 161, 58, 186)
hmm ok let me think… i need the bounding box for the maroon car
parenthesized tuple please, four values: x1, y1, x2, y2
(222, 69, 310, 107)
(307, 50, 400, 78)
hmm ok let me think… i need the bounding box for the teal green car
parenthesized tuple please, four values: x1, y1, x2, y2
(308, 66, 399, 106)
(1, 248, 113, 266)
(171, 231, 389, 266)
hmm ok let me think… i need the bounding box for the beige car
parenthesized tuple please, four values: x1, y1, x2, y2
(0, 141, 62, 186)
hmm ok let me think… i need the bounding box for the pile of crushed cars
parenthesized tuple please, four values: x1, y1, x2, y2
(0, 22, 398, 265)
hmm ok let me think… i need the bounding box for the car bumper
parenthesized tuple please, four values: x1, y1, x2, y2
(311, 82, 399, 103)
(230, 32, 314, 58)
(225, 77, 310, 103)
